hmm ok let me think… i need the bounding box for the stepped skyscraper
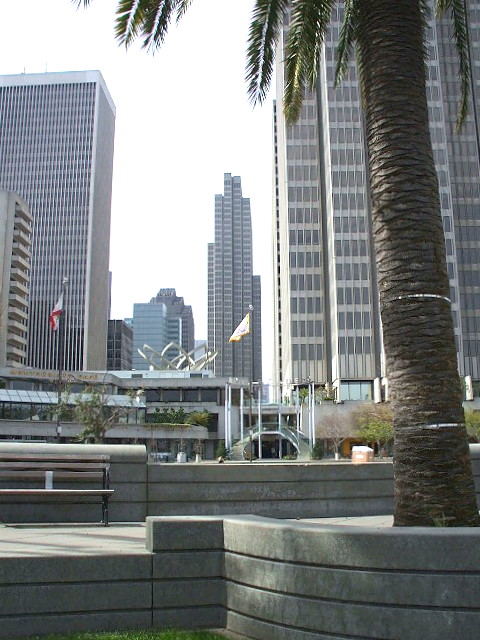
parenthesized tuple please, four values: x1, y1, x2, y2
(208, 173, 262, 381)
(0, 71, 115, 371)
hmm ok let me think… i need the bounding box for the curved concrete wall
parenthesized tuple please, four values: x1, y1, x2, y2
(147, 515, 480, 640)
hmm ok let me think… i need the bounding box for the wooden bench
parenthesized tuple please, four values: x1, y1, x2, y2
(0, 452, 114, 525)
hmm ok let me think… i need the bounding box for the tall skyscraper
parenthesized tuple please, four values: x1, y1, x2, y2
(274, 8, 480, 400)
(0, 71, 115, 371)
(208, 173, 262, 381)
(0, 190, 32, 367)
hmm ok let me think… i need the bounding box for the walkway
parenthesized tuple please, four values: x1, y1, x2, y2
(0, 516, 393, 558)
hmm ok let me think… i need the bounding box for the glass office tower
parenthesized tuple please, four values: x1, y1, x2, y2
(274, 5, 480, 400)
(0, 71, 115, 371)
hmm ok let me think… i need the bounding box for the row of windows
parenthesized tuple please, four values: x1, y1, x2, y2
(334, 239, 368, 257)
(339, 336, 372, 354)
(292, 344, 323, 361)
(289, 229, 320, 245)
(290, 297, 323, 314)
(291, 320, 323, 338)
(290, 274, 322, 291)
(288, 208, 320, 223)
(337, 287, 371, 305)
(336, 262, 370, 281)
(145, 388, 219, 403)
(338, 311, 371, 330)
(334, 216, 366, 234)
(289, 251, 321, 268)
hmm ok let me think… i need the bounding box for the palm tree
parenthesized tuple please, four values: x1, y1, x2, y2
(77, 0, 479, 526)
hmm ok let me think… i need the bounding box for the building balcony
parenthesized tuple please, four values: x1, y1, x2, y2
(7, 331, 27, 349)
(8, 318, 28, 335)
(9, 267, 30, 284)
(11, 252, 30, 271)
(14, 216, 32, 234)
(9, 280, 28, 296)
(9, 293, 28, 310)
(6, 344, 26, 363)
(12, 228, 31, 246)
(8, 305, 28, 322)
(14, 205, 33, 226)
(12, 241, 31, 260)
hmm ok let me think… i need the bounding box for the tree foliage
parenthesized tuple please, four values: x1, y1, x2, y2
(316, 411, 353, 455)
(59, 385, 141, 443)
(465, 409, 480, 442)
(352, 404, 394, 449)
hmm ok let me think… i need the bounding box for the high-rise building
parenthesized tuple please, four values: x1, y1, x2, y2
(0, 190, 32, 367)
(0, 71, 115, 371)
(208, 173, 262, 381)
(273, 8, 480, 400)
(150, 288, 195, 354)
(132, 302, 168, 371)
(107, 319, 133, 371)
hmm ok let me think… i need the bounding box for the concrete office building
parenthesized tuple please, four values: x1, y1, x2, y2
(0, 191, 33, 367)
(0, 71, 115, 371)
(208, 173, 262, 381)
(107, 319, 133, 371)
(273, 7, 480, 400)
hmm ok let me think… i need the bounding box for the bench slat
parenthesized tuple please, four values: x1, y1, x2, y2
(0, 489, 114, 496)
(0, 462, 109, 470)
(0, 454, 109, 461)
(0, 471, 105, 480)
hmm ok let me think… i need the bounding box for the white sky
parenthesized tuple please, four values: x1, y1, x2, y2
(0, 0, 275, 380)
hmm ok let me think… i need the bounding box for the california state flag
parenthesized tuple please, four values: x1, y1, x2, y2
(49, 294, 63, 331)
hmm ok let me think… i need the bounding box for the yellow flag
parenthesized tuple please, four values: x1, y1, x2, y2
(229, 312, 250, 342)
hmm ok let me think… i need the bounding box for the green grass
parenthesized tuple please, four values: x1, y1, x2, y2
(18, 631, 225, 640)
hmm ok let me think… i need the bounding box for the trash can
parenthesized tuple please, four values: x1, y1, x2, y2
(351, 446, 374, 463)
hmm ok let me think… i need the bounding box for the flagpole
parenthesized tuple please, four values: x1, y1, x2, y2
(248, 304, 254, 461)
(56, 277, 68, 443)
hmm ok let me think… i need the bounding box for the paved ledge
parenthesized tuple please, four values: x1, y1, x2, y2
(0, 522, 148, 557)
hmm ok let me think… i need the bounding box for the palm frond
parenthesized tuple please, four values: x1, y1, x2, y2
(115, 0, 191, 50)
(334, 0, 359, 87)
(436, 0, 471, 129)
(284, 0, 335, 123)
(115, 0, 146, 47)
(246, 0, 289, 106)
(71, 0, 92, 7)
(176, 0, 193, 22)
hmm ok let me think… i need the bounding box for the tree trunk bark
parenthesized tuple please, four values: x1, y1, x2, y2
(357, 0, 479, 525)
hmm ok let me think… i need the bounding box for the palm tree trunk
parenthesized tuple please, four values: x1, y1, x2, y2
(357, 0, 479, 525)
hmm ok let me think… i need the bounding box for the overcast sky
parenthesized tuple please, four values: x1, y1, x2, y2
(0, 0, 275, 380)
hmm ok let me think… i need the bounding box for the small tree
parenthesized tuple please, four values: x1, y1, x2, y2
(186, 410, 211, 427)
(60, 385, 141, 443)
(215, 441, 230, 459)
(352, 404, 394, 454)
(316, 412, 353, 458)
(465, 409, 480, 442)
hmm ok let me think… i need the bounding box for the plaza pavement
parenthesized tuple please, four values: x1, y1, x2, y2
(0, 515, 394, 557)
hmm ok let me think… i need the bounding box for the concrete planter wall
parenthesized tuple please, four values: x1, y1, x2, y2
(1, 442, 480, 524)
(147, 515, 480, 640)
